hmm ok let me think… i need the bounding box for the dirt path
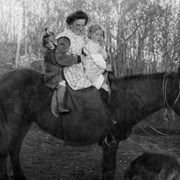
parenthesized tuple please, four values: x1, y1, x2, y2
(6, 123, 180, 180)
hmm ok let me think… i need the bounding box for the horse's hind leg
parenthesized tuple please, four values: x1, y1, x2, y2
(0, 153, 8, 180)
(9, 122, 32, 180)
(9, 135, 28, 180)
(10, 148, 26, 180)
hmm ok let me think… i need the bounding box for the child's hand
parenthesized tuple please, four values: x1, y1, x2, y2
(82, 47, 90, 56)
(106, 64, 113, 71)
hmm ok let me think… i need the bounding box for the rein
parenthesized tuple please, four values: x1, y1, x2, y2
(162, 73, 171, 109)
(174, 80, 180, 106)
(162, 73, 180, 108)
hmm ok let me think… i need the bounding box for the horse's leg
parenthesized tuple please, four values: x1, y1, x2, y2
(10, 146, 26, 180)
(9, 122, 32, 180)
(101, 123, 122, 180)
(0, 154, 8, 180)
(101, 144, 118, 180)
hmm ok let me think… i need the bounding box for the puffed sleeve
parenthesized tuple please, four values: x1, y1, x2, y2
(55, 36, 81, 67)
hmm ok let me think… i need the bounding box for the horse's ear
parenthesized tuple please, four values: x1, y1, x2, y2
(178, 67, 180, 76)
(108, 72, 115, 88)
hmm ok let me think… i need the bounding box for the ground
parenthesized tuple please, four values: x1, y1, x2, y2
(6, 123, 180, 180)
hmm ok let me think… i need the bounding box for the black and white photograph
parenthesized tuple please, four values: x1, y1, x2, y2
(0, 0, 180, 179)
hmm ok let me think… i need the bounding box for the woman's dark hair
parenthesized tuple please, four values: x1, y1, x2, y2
(66, 10, 88, 25)
(42, 28, 56, 47)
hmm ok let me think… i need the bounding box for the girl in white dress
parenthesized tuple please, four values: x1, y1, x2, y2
(82, 24, 111, 90)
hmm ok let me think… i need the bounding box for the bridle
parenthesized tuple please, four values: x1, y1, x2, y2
(162, 72, 180, 108)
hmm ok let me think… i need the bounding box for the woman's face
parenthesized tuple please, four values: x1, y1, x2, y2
(70, 19, 86, 35)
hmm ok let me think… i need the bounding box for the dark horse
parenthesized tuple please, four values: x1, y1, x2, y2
(0, 68, 180, 180)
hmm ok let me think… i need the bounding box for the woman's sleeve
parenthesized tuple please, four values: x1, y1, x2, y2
(55, 50, 80, 67)
(55, 39, 81, 67)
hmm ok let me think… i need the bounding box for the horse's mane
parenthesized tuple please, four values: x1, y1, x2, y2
(109, 72, 168, 83)
(16, 68, 44, 78)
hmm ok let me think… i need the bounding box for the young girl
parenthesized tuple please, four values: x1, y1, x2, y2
(42, 28, 80, 114)
(42, 28, 56, 50)
(82, 24, 112, 91)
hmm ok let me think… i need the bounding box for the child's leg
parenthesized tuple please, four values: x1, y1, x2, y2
(101, 72, 110, 93)
(101, 83, 109, 92)
(93, 75, 104, 89)
(56, 81, 70, 114)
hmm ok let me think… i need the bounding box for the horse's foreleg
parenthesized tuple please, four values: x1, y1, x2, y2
(101, 144, 118, 180)
(0, 154, 8, 180)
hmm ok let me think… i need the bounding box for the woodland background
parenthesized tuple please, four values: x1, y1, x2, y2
(1, 0, 180, 129)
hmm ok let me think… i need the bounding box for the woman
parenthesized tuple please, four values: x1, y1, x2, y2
(55, 10, 116, 147)
(56, 10, 93, 90)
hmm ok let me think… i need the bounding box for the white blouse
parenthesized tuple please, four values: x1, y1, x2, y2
(56, 29, 85, 56)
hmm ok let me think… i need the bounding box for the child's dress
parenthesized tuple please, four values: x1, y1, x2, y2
(82, 40, 107, 89)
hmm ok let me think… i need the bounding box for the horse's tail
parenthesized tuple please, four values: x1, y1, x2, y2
(0, 101, 6, 129)
(0, 101, 10, 153)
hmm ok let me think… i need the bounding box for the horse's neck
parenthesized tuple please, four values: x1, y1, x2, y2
(111, 74, 166, 122)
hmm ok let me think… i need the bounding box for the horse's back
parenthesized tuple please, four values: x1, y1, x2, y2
(0, 68, 113, 146)
(0, 69, 43, 89)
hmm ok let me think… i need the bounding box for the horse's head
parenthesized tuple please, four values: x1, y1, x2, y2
(163, 68, 180, 116)
(107, 69, 180, 129)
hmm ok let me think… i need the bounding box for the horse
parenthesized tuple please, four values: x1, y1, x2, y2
(123, 152, 180, 180)
(0, 68, 180, 180)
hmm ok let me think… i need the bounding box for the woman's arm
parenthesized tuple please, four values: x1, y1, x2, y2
(55, 37, 81, 67)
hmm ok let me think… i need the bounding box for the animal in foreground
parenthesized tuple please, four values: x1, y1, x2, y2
(123, 152, 180, 180)
(1, 68, 180, 180)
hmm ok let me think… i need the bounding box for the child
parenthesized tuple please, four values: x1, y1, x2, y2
(42, 28, 56, 50)
(82, 24, 112, 91)
(42, 28, 80, 114)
